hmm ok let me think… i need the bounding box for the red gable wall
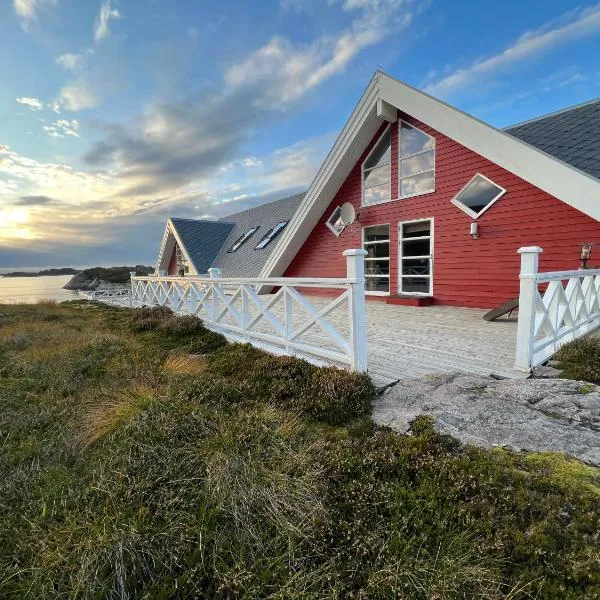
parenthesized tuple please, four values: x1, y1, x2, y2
(284, 112, 600, 308)
(167, 245, 178, 276)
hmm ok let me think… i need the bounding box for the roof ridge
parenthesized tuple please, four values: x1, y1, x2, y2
(504, 97, 600, 131)
(219, 191, 307, 222)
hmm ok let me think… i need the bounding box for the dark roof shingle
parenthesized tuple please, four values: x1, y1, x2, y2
(505, 99, 600, 180)
(170, 218, 234, 274)
(213, 192, 305, 277)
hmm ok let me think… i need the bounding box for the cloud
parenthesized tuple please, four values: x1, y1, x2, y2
(43, 119, 80, 138)
(242, 157, 263, 168)
(227, 0, 412, 108)
(56, 53, 83, 70)
(94, 0, 121, 42)
(16, 96, 43, 111)
(14, 195, 58, 206)
(55, 80, 99, 111)
(13, 0, 56, 30)
(426, 3, 600, 97)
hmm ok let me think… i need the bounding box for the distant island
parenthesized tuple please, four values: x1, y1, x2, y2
(2, 267, 80, 278)
(63, 266, 154, 291)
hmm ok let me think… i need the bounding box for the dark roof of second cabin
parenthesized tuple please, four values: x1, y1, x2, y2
(170, 218, 234, 274)
(212, 192, 305, 277)
(505, 98, 600, 180)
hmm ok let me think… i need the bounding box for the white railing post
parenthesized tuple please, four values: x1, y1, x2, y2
(515, 246, 543, 372)
(344, 249, 368, 372)
(129, 271, 136, 307)
(208, 268, 222, 322)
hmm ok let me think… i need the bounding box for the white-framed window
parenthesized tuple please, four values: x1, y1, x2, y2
(362, 126, 391, 207)
(398, 121, 435, 199)
(451, 173, 506, 219)
(227, 227, 259, 252)
(326, 206, 345, 237)
(363, 224, 390, 295)
(399, 219, 433, 296)
(254, 221, 288, 250)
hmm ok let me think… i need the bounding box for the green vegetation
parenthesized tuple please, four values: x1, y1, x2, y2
(79, 265, 154, 283)
(2, 267, 80, 277)
(554, 335, 600, 383)
(1, 303, 599, 599)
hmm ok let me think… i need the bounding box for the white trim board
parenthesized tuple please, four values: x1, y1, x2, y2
(259, 71, 600, 281)
(155, 219, 199, 276)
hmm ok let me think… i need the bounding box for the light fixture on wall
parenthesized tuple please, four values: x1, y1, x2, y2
(579, 242, 595, 269)
(470, 222, 479, 239)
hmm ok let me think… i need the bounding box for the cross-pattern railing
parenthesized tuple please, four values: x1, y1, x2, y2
(131, 249, 368, 371)
(78, 288, 132, 307)
(515, 246, 600, 371)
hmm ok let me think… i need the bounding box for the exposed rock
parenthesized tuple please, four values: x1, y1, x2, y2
(373, 372, 600, 466)
(63, 266, 153, 291)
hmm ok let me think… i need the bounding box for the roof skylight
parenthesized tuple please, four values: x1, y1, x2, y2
(255, 221, 288, 250)
(227, 227, 259, 253)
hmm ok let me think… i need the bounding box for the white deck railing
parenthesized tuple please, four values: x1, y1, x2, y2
(78, 288, 132, 307)
(130, 249, 368, 372)
(515, 246, 600, 372)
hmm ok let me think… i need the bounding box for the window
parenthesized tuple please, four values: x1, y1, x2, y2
(255, 221, 288, 249)
(227, 227, 259, 252)
(363, 224, 390, 294)
(451, 173, 506, 218)
(362, 127, 391, 206)
(399, 219, 432, 295)
(326, 206, 346, 236)
(398, 121, 435, 199)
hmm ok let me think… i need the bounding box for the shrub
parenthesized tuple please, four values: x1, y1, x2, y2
(554, 336, 600, 383)
(159, 314, 205, 337)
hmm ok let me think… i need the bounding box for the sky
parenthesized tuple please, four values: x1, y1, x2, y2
(1, 0, 599, 268)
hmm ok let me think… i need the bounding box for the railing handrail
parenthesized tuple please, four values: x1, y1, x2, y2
(132, 275, 356, 288)
(535, 268, 600, 282)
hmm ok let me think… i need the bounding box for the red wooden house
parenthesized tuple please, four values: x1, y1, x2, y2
(157, 72, 600, 310)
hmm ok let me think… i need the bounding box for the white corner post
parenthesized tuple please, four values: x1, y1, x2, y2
(344, 249, 368, 372)
(515, 246, 543, 372)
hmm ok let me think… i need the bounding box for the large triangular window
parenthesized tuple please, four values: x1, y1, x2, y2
(362, 127, 391, 206)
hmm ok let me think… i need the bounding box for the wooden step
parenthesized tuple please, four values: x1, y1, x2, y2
(385, 295, 434, 307)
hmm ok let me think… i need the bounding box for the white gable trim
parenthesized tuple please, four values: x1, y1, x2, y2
(260, 72, 600, 280)
(155, 219, 199, 276)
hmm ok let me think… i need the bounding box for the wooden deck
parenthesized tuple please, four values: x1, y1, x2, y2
(291, 297, 522, 387)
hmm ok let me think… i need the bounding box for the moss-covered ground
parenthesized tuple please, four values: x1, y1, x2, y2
(0, 302, 598, 599)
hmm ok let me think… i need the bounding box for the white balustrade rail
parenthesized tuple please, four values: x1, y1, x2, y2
(515, 246, 600, 372)
(130, 249, 368, 371)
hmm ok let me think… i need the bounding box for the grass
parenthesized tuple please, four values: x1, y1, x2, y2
(0, 302, 599, 598)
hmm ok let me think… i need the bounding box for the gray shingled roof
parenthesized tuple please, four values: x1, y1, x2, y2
(170, 218, 234, 274)
(505, 99, 600, 180)
(213, 192, 305, 277)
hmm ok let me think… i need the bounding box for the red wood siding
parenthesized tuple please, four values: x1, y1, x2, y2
(167, 245, 178, 276)
(284, 113, 600, 308)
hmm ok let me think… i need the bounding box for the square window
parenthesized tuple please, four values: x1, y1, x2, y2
(451, 173, 506, 218)
(326, 206, 345, 237)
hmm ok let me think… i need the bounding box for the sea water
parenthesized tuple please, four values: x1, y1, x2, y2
(0, 275, 79, 304)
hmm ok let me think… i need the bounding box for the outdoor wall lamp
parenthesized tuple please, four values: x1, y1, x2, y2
(580, 242, 595, 269)
(470, 222, 479, 239)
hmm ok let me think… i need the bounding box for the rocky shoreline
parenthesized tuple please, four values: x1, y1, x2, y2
(63, 266, 153, 291)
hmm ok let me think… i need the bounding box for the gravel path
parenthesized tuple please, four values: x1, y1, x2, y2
(373, 373, 600, 466)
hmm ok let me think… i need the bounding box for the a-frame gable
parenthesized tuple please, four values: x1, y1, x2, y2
(261, 71, 600, 280)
